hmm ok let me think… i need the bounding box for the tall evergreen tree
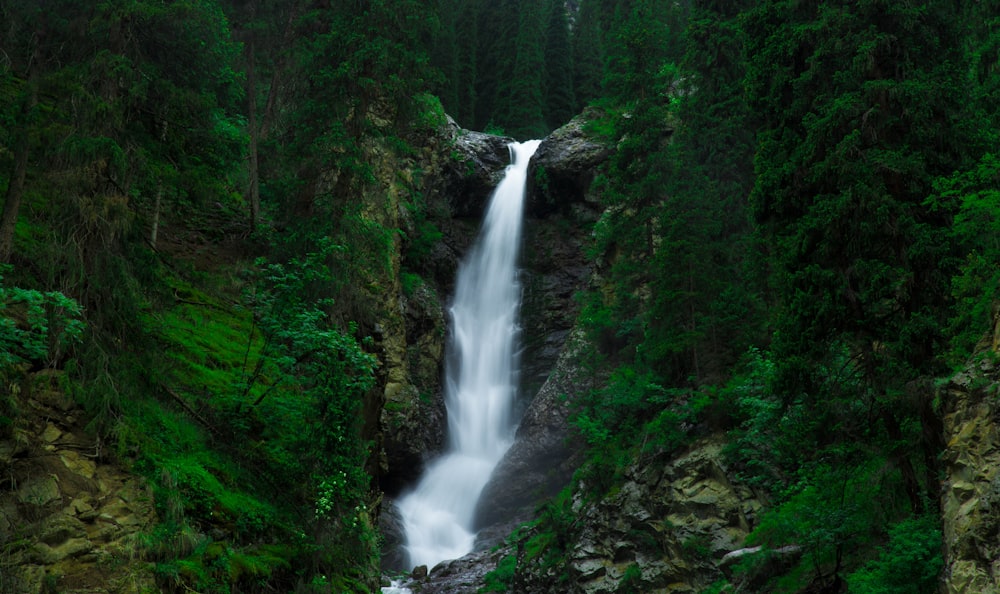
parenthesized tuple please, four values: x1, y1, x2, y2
(571, 0, 605, 109)
(453, 0, 480, 127)
(637, 0, 756, 382)
(543, 0, 577, 128)
(474, 0, 520, 130)
(744, 0, 986, 519)
(746, 0, 984, 385)
(490, 0, 547, 138)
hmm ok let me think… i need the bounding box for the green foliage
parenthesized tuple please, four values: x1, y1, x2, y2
(479, 553, 516, 593)
(543, 0, 576, 129)
(927, 153, 1000, 366)
(403, 185, 444, 269)
(617, 563, 643, 593)
(846, 515, 942, 594)
(571, 0, 605, 110)
(0, 265, 84, 371)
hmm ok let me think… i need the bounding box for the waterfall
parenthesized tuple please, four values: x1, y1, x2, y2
(397, 139, 542, 571)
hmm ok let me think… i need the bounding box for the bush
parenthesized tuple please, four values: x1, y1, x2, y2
(846, 515, 942, 594)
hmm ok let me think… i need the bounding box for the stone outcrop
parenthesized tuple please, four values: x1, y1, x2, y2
(513, 438, 760, 594)
(0, 370, 157, 592)
(379, 278, 448, 495)
(527, 106, 611, 219)
(442, 117, 517, 220)
(395, 545, 513, 594)
(940, 315, 1000, 594)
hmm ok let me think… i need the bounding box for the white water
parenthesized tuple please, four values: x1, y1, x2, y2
(381, 580, 412, 594)
(397, 140, 542, 571)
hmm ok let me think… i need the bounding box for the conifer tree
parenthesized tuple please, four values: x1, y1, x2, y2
(494, 0, 548, 138)
(543, 0, 577, 128)
(474, 0, 519, 130)
(744, 0, 985, 514)
(571, 0, 605, 108)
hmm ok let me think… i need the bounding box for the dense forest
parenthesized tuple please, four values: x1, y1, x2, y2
(1, 0, 998, 592)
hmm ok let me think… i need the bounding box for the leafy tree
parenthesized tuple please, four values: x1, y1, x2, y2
(846, 515, 942, 594)
(0, 266, 84, 372)
(241, 241, 379, 584)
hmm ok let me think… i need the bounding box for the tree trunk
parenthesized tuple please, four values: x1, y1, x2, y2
(0, 73, 38, 263)
(150, 184, 162, 248)
(246, 41, 261, 231)
(880, 406, 924, 514)
(150, 120, 168, 249)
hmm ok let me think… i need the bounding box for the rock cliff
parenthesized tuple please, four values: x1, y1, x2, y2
(940, 314, 1000, 594)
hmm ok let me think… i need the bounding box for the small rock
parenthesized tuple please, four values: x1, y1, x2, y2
(69, 496, 95, 515)
(38, 513, 87, 545)
(412, 565, 428, 579)
(30, 537, 93, 563)
(41, 423, 62, 443)
(16, 476, 61, 507)
(60, 449, 96, 479)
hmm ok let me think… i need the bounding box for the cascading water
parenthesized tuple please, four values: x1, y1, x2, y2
(397, 139, 542, 572)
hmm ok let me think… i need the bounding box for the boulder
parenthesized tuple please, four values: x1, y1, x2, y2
(440, 116, 516, 220)
(527, 107, 613, 219)
(379, 497, 409, 572)
(512, 438, 759, 594)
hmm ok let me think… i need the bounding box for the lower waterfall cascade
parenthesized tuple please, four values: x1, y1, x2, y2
(394, 139, 542, 573)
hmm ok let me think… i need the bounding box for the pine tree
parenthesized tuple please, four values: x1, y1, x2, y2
(544, 0, 577, 128)
(638, 0, 756, 382)
(492, 0, 548, 138)
(744, 0, 987, 516)
(571, 0, 605, 109)
(474, 0, 520, 130)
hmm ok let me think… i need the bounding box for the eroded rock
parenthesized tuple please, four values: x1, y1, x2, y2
(1, 370, 158, 592)
(941, 349, 1000, 594)
(512, 438, 758, 594)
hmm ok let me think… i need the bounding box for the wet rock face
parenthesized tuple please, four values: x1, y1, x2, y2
(379, 496, 408, 572)
(441, 116, 516, 220)
(389, 544, 513, 594)
(474, 331, 590, 531)
(940, 337, 1000, 594)
(380, 280, 448, 495)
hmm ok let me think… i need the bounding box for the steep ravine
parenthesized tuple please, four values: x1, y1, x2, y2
(6, 105, 992, 593)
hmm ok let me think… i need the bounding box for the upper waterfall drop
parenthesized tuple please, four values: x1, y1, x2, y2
(397, 139, 542, 572)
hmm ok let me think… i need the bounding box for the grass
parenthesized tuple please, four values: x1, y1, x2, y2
(144, 276, 271, 405)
